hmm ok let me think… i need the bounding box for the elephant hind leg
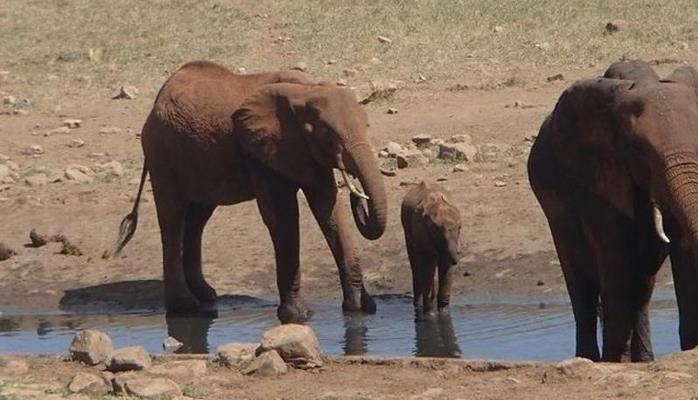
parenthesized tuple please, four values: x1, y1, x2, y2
(152, 185, 200, 314)
(183, 203, 217, 302)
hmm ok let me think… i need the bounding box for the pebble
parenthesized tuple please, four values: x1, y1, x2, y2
(162, 336, 183, 352)
(63, 119, 83, 128)
(69, 139, 85, 148)
(45, 126, 71, 136)
(112, 86, 138, 100)
(377, 35, 392, 44)
(106, 346, 152, 372)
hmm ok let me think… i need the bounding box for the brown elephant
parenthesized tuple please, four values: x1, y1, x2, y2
(528, 60, 698, 362)
(112, 61, 388, 322)
(401, 181, 461, 312)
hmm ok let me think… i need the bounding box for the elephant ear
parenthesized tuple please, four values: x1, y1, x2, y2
(549, 78, 638, 217)
(664, 65, 698, 100)
(234, 84, 319, 185)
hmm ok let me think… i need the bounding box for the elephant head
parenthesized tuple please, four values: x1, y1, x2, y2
(233, 82, 387, 240)
(421, 190, 462, 265)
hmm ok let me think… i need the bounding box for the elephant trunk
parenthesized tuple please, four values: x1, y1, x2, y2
(446, 240, 460, 266)
(346, 142, 387, 240)
(665, 152, 698, 244)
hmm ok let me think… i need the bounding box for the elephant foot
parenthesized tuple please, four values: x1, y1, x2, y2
(188, 280, 218, 303)
(342, 286, 377, 314)
(277, 300, 313, 323)
(165, 294, 202, 317)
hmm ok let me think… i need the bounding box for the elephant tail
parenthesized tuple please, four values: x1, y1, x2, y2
(105, 159, 148, 259)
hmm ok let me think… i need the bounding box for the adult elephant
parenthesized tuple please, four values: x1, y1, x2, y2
(528, 61, 698, 362)
(111, 61, 388, 323)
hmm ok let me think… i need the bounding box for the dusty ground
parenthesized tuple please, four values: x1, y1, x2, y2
(3, 0, 698, 398)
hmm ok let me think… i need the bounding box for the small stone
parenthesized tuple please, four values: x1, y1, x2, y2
(25, 174, 49, 187)
(124, 377, 182, 399)
(162, 336, 183, 352)
(23, 144, 44, 155)
(106, 346, 151, 372)
(243, 349, 288, 376)
(67, 372, 110, 395)
(342, 68, 358, 77)
(69, 139, 85, 148)
(0, 164, 12, 179)
(0, 176, 15, 184)
(13, 109, 28, 115)
(438, 143, 477, 162)
(604, 20, 627, 35)
(387, 107, 398, 114)
(29, 229, 48, 247)
(326, 59, 337, 65)
(378, 150, 389, 158)
(385, 142, 403, 157)
(359, 79, 399, 104)
(95, 160, 124, 177)
(65, 166, 94, 184)
(494, 180, 507, 187)
(47, 126, 72, 136)
(112, 85, 138, 100)
(2, 95, 17, 105)
(63, 119, 83, 128)
(547, 73, 564, 82)
(411, 134, 432, 148)
(417, 73, 427, 83)
(537, 280, 545, 286)
(377, 35, 392, 44)
(216, 342, 258, 368)
(422, 148, 434, 159)
(493, 25, 504, 33)
(448, 134, 472, 144)
(336, 78, 348, 86)
(437, 176, 448, 182)
(257, 323, 323, 369)
(149, 360, 207, 378)
(452, 164, 468, 173)
(69, 330, 113, 365)
(0, 243, 15, 261)
(397, 151, 428, 169)
(98, 126, 122, 135)
(292, 61, 307, 72)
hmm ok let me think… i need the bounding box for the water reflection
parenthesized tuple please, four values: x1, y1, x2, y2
(166, 310, 217, 354)
(342, 314, 368, 356)
(414, 311, 461, 358)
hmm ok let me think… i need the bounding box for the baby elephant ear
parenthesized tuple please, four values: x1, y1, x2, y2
(664, 65, 698, 99)
(233, 84, 319, 186)
(548, 78, 637, 216)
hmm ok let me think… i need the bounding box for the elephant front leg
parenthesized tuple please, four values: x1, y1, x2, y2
(303, 174, 376, 314)
(250, 166, 311, 323)
(437, 260, 454, 311)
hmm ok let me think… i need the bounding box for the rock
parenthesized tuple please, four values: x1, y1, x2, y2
(46, 126, 71, 136)
(69, 139, 85, 148)
(385, 142, 403, 157)
(67, 372, 110, 395)
(378, 150, 389, 158)
(411, 134, 432, 148)
(397, 151, 428, 169)
(243, 349, 288, 376)
(65, 165, 95, 184)
(5, 160, 19, 171)
(494, 180, 507, 187)
(257, 324, 323, 369)
(547, 73, 564, 82)
(29, 229, 48, 247)
(342, 68, 358, 77)
(0, 356, 29, 376)
(0, 243, 15, 261)
(387, 107, 398, 114)
(124, 377, 182, 399)
(95, 160, 124, 177)
(106, 346, 151, 372)
(377, 35, 392, 44)
(13, 109, 28, 115)
(23, 144, 44, 156)
(292, 61, 308, 72)
(493, 25, 504, 33)
(417, 73, 427, 83)
(438, 143, 478, 162)
(69, 330, 113, 365)
(63, 119, 83, 128)
(113, 85, 138, 100)
(149, 360, 207, 378)
(336, 78, 348, 86)
(25, 174, 50, 187)
(605, 20, 627, 35)
(359, 79, 399, 104)
(3, 95, 17, 105)
(216, 342, 258, 368)
(555, 357, 598, 376)
(421, 148, 434, 159)
(535, 41, 551, 50)
(99, 126, 122, 135)
(452, 164, 468, 173)
(448, 134, 472, 144)
(0, 176, 15, 184)
(162, 336, 183, 352)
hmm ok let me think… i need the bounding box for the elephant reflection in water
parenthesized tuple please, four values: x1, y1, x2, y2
(414, 311, 461, 358)
(343, 315, 368, 356)
(166, 312, 216, 354)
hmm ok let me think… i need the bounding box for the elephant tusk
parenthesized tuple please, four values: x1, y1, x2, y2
(340, 169, 370, 200)
(653, 204, 670, 244)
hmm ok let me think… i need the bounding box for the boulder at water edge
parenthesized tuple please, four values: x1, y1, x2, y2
(257, 324, 323, 369)
(69, 329, 113, 365)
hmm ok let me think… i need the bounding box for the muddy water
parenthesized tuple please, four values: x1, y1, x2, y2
(0, 294, 681, 361)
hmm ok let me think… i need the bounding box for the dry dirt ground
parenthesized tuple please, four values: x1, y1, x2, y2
(3, 1, 698, 398)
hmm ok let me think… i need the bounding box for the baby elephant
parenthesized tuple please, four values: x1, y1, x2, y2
(401, 181, 462, 312)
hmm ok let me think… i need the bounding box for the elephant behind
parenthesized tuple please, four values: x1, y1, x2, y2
(111, 61, 388, 322)
(528, 60, 698, 362)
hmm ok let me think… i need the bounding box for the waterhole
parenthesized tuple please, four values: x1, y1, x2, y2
(0, 294, 681, 361)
